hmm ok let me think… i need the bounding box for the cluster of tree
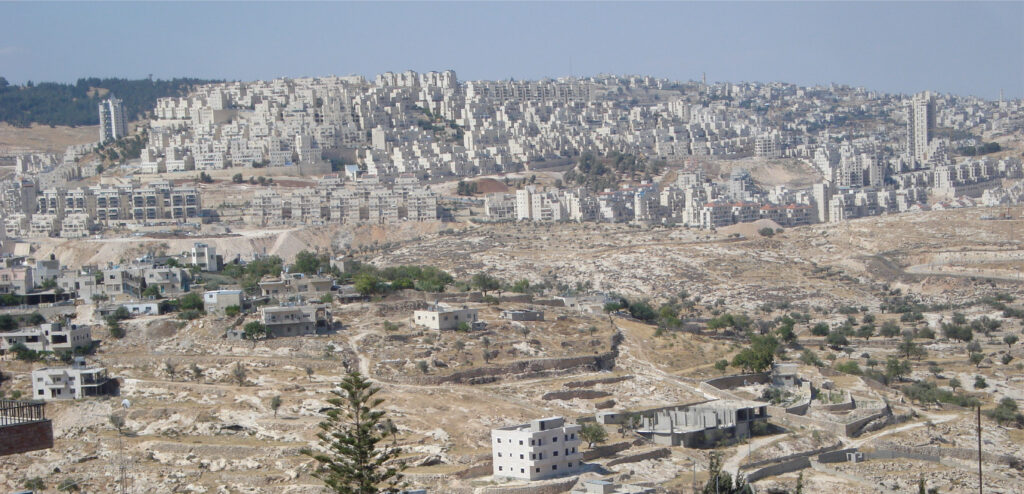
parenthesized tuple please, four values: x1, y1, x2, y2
(707, 313, 753, 332)
(0, 294, 25, 307)
(987, 397, 1024, 428)
(222, 256, 284, 294)
(901, 380, 980, 408)
(292, 251, 339, 277)
(0, 312, 45, 330)
(455, 180, 478, 196)
(955, 142, 1001, 157)
(0, 77, 219, 127)
(602, 296, 658, 323)
(562, 152, 664, 192)
(348, 263, 454, 296)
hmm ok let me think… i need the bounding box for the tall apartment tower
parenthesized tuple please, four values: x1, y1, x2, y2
(905, 91, 935, 165)
(98, 97, 129, 142)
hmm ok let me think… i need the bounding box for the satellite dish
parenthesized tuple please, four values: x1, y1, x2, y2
(121, 399, 131, 409)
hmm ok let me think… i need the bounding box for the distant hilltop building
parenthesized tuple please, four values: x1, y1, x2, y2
(98, 97, 129, 142)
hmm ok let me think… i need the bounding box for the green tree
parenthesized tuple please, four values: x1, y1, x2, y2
(885, 356, 911, 383)
(579, 422, 608, 448)
(731, 335, 779, 373)
(1005, 334, 1019, 349)
(969, 352, 984, 368)
(302, 372, 405, 493)
(949, 378, 961, 392)
(142, 284, 162, 299)
(857, 323, 875, 340)
(974, 375, 988, 389)
(225, 305, 241, 317)
(986, 397, 1024, 427)
(826, 331, 849, 349)
(879, 321, 901, 338)
(0, 314, 17, 330)
(243, 321, 268, 346)
(714, 359, 729, 372)
(470, 273, 500, 295)
(353, 273, 383, 296)
(270, 395, 282, 417)
(23, 477, 46, 492)
(190, 363, 203, 381)
(810, 322, 830, 337)
(179, 292, 204, 311)
(293, 250, 326, 275)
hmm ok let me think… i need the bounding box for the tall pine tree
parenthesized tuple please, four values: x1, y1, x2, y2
(303, 372, 404, 493)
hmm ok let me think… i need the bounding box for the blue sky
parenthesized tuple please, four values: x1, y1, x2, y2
(1, 2, 1021, 99)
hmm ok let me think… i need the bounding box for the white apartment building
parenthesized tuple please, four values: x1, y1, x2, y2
(0, 322, 92, 353)
(906, 91, 935, 164)
(99, 97, 129, 142)
(190, 243, 221, 272)
(491, 416, 582, 481)
(31, 357, 114, 400)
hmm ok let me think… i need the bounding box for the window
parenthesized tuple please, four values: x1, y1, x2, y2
(568, 462, 573, 468)
(519, 440, 523, 445)
(552, 465, 557, 471)
(520, 468, 525, 474)
(498, 466, 503, 471)
(530, 453, 535, 460)
(496, 438, 501, 443)
(497, 453, 502, 457)
(553, 451, 558, 456)
(519, 454, 524, 459)
(535, 468, 540, 473)
(553, 436, 558, 442)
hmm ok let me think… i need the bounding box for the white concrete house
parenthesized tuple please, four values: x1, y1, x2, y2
(413, 304, 478, 330)
(1, 322, 92, 353)
(31, 357, 114, 400)
(491, 416, 582, 481)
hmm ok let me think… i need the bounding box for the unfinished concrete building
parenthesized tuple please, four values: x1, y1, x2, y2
(632, 400, 768, 447)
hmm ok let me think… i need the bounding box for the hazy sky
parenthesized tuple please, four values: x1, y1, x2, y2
(2, 2, 1021, 99)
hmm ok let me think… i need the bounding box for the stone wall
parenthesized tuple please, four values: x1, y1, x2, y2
(582, 440, 637, 461)
(873, 441, 1020, 467)
(477, 476, 579, 494)
(743, 456, 811, 483)
(605, 448, 671, 467)
(740, 442, 841, 470)
(396, 351, 618, 386)
(564, 375, 633, 388)
(542, 390, 611, 401)
(817, 448, 860, 464)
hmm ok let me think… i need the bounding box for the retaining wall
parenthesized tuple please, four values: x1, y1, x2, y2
(817, 448, 860, 463)
(542, 390, 612, 401)
(743, 457, 811, 483)
(564, 375, 633, 389)
(477, 476, 579, 494)
(583, 440, 637, 461)
(873, 441, 1020, 467)
(605, 448, 671, 467)
(740, 442, 841, 470)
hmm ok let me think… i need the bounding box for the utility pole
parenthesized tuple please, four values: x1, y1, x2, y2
(977, 406, 983, 494)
